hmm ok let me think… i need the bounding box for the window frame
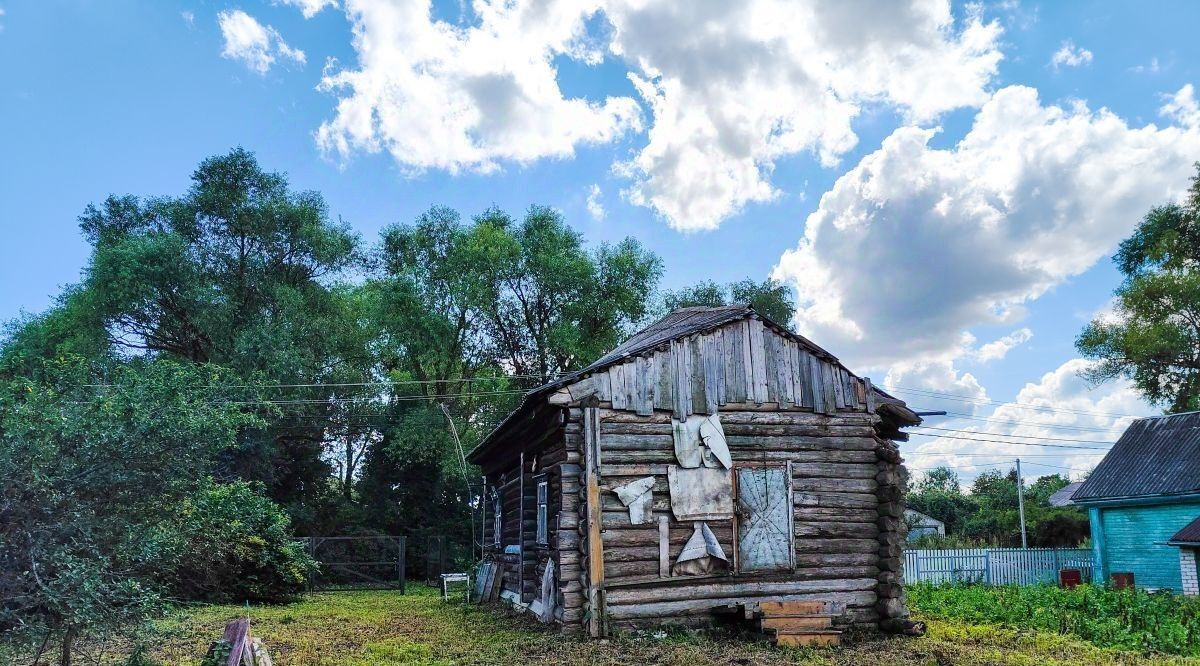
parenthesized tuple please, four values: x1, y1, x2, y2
(535, 475, 549, 546)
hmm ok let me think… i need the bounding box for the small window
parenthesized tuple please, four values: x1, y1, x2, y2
(535, 478, 549, 546)
(491, 489, 502, 547)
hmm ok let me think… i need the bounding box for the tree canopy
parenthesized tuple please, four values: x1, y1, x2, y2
(659, 278, 796, 329)
(1078, 164, 1200, 412)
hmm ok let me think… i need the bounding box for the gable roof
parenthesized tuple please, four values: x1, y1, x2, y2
(1072, 411, 1200, 502)
(467, 304, 917, 465)
(1048, 481, 1083, 507)
(1169, 516, 1200, 546)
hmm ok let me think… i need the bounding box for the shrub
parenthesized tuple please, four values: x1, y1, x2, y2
(165, 481, 316, 603)
(908, 582, 1200, 656)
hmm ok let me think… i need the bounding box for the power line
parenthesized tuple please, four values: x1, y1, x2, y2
(913, 409, 1127, 433)
(891, 385, 1144, 420)
(910, 426, 1115, 445)
(905, 431, 1110, 451)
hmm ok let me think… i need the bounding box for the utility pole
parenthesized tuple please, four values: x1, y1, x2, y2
(1016, 458, 1028, 549)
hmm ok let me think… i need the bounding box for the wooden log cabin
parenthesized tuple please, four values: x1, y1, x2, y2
(467, 305, 921, 638)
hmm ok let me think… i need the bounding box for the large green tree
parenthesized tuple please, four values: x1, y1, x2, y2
(0, 357, 297, 664)
(1078, 165, 1200, 412)
(660, 278, 796, 329)
(9, 148, 373, 531)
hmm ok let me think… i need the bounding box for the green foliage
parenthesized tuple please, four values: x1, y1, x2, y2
(907, 467, 1088, 546)
(659, 278, 796, 329)
(1078, 164, 1200, 412)
(164, 481, 315, 603)
(0, 356, 264, 655)
(378, 205, 662, 380)
(909, 582, 1200, 656)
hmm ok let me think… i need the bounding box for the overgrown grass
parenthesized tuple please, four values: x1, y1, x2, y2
(909, 582, 1200, 656)
(27, 585, 1194, 665)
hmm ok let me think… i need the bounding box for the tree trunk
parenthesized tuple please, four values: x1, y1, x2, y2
(59, 626, 75, 666)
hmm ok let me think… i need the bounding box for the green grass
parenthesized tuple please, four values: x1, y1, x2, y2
(909, 582, 1200, 656)
(20, 585, 1200, 665)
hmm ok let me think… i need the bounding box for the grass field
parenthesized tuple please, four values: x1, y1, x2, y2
(57, 585, 1195, 666)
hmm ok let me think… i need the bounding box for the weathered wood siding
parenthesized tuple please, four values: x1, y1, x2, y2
(584, 319, 870, 419)
(593, 409, 884, 628)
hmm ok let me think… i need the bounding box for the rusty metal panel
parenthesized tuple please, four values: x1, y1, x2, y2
(736, 466, 793, 572)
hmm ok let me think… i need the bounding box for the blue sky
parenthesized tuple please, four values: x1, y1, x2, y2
(4, 0, 1199, 483)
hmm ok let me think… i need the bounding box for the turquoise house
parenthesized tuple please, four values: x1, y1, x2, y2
(1073, 412, 1200, 593)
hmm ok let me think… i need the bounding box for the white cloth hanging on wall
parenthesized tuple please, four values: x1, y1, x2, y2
(672, 522, 729, 575)
(671, 414, 730, 469)
(610, 476, 656, 525)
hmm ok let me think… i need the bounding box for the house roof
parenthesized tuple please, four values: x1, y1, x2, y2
(1048, 481, 1083, 507)
(467, 305, 916, 464)
(1169, 516, 1200, 546)
(1072, 411, 1200, 503)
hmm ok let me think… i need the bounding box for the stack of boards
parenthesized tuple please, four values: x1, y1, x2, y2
(753, 600, 842, 648)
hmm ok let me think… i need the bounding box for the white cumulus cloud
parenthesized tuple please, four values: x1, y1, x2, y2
(774, 85, 1200, 378)
(314, 0, 1001, 228)
(1161, 83, 1200, 128)
(316, 0, 642, 175)
(218, 9, 306, 75)
(974, 328, 1033, 362)
(608, 0, 1002, 231)
(1050, 40, 1092, 69)
(276, 0, 339, 19)
(586, 184, 605, 221)
(905, 358, 1155, 481)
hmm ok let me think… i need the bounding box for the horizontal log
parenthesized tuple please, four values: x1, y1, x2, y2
(793, 507, 878, 523)
(604, 559, 661, 579)
(606, 590, 877, 619)
(793, 538, 880, 554)
(789, 462, 877, 479)
(794, 521, 880, 539)
(602, 496, 671, 512)
(605, 577, 878, 605)
(602, 546, 660, 562)
(792, 478, 877, 493)
(793, 553, 878, 568)
(602, 526, 732, 547)
(793, 492, 879, 509)
(726, 435, 876, 450)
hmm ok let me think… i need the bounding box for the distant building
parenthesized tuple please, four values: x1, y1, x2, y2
(904, 509, 945, 542)
(1048, 481, 1083, 507)
(1073, 412, 1200, 593)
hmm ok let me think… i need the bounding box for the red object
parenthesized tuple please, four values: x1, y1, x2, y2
(1059, 568, 1083, 588)
(1111, 572, 1135, 590)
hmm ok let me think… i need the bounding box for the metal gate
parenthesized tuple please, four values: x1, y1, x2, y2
(302, 536, 407, 592)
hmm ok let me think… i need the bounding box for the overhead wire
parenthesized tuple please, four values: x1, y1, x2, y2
(909, 425, 1115, 445)
(889, 385, 1143, 420)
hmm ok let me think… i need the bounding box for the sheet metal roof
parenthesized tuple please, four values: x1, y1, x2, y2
(1170, 516, 1200, 545)
(1048, 481, 1083, 507)
(1073, 411, 1200, 502)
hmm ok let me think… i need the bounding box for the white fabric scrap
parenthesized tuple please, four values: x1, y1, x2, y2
(611, 476, 655, 525)
(672, 414, 731, 469)
(673, 522, 729, 576)
(667, 466, 734, 521)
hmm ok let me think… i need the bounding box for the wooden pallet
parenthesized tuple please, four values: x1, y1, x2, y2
(755, 600, 841, 648)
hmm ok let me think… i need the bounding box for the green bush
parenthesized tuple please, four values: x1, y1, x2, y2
(908, 582, 1200, 655)
(165, 481, 316, 603)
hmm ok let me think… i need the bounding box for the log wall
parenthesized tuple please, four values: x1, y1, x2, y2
(593, 408, 887, 628)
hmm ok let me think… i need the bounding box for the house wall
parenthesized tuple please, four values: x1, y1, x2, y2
(1095, 501, 1200, 592)
(1180, 548, 1198, 596)
(588, 407, 892, 630)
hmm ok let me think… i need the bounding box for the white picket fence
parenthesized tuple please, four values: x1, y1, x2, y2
(903, 548, 1094, 586)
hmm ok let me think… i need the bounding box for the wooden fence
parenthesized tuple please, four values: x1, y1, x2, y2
(903, 548, 1094, 586)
